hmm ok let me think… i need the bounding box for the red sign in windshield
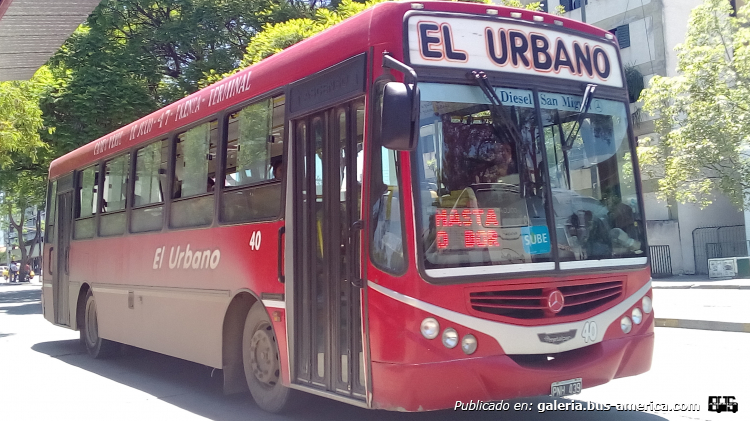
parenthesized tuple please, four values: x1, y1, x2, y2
(435, 209, 504, 250)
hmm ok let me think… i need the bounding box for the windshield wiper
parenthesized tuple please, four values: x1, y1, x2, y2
(467, 70, 529, 197)
(563, 83, 598, 151)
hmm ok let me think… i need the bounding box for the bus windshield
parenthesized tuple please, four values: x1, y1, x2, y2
(415, 83, 645, 277)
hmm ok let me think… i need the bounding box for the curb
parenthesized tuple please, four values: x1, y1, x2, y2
(652, 284, 750, 290)
(655, 318, 750, 333)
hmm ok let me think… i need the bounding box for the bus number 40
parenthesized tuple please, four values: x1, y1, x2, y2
(581, 321, 597, 343)
(249, 231, 262, 250)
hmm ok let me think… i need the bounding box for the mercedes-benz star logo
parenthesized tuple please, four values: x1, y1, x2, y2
(547, 290, 565, 313)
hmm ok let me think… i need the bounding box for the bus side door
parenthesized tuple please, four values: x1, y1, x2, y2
(52, 183, 74, 327)
(291, 100, 367, 399)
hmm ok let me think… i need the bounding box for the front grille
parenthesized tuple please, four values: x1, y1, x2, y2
(468, 280, 623, 320)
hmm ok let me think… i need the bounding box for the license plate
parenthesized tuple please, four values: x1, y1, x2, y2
(550, 378, 582, 397)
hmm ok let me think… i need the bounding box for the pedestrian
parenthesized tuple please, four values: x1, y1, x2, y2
(9, 260, 18, 283)
(24, 263, 31, 282)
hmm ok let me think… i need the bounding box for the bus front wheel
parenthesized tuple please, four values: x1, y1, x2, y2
(81, 289, 118, 358)
(242, 302, 296, 413)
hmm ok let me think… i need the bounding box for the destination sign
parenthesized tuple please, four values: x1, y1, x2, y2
(433, 208, 551, 255)
(407, 16, 623, 88)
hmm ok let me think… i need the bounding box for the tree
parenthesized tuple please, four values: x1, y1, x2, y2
(639, 0, 750, 208)
(0, 177, 46, 279)
(88, 0, 309, 98)
(42, 0, 310, 159)
(42, 26, 162, 158)
(241, 0, 378, 67)
(0, 70, 47, 168)
(0, 68, 51, 277)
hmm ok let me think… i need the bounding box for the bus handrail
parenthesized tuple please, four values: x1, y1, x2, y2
(277, 225, 285, 283)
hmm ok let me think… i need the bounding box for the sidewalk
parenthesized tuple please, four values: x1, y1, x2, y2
(651, 274, 750, 333)
(652, 273, 750, 290)
(0, 275, 42, 285)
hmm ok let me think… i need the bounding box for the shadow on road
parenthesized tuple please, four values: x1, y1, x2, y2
(0, 285, 42, 315)
(30, 338, 667, 421)
(0, 285, 41, 303)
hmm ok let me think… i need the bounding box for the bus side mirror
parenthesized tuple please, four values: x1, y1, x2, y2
(380, 82, 419, 151)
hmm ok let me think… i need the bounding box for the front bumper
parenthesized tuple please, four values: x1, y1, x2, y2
(370, 331, 654, 411)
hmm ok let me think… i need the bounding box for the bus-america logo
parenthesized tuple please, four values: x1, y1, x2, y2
(153, 245, 221, 270)
(537, 329, 577, 344)
(408, 17, 622, 88)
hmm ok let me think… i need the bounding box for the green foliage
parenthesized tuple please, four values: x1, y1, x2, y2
(0, 71, 48, 169)
(640, 0, 750, 208)
(200, 0, 379, 86)
(42, 0, 308, 158)
(42, 26, 161, 158)
(498, 1, 564, 13)
(0, 69, 50, 268)
(500, 1, 537, 9)
(90, 0, 306, 97)
(0, 67, 50, 219)
(243, 0, 377, 67)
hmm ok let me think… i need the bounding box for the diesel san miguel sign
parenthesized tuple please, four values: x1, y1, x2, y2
(407, 16, 623, 88)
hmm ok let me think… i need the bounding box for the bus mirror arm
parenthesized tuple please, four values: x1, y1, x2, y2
(382, 54, 418, 92)
(381, 53, 419, 151)
(277, 226, 285, 283)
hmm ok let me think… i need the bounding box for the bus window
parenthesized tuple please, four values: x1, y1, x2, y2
(170, 121, 218, 228)
(221, 95, 284, 223)
(414, 83, 551, 274)
(131, 139, 168, 233)
(45, 180, 57, 243)
(370, 146, 406, 273)
(539, 94, 645, 262)
(99, 153, 130, 237)
(74, 165, 98, 239)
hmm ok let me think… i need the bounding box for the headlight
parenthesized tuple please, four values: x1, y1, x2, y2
(632, 307, 643, 325)
(642, 295, 652, 314)
(461, 334, 478, 355)
(442, 328, 458, 348)
(420, 318, 439, 339)
(620, 316, 632, 334)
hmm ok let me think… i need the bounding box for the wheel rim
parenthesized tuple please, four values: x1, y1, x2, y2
(249, 323, 279, 386)
(85, 299, 99, 347)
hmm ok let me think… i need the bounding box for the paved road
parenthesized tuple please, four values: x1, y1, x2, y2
(1, 283, 747, 421)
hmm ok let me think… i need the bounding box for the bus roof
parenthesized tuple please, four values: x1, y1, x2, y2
(49, 1, 612, 179)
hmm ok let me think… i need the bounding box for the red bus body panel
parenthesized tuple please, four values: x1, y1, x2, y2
(46, 1, 652, 412)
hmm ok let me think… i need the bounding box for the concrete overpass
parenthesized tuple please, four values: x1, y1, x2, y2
(0, 0, 102, 81)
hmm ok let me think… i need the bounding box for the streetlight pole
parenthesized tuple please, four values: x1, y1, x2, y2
(580, 0, 587, 23)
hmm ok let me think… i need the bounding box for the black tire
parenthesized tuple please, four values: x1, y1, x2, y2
(243, 302, 297, 413)
(81, 289, 118, 358)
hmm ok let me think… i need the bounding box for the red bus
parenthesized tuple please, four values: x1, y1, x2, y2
(43, 1, 654, 413)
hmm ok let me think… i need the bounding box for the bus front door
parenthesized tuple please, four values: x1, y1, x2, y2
(292, 100, 366, 400)
(54, 191, 73, 326)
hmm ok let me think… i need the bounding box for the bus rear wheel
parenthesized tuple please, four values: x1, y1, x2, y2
(242, 302, 296, 413)
(81, 289, 118, 358)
